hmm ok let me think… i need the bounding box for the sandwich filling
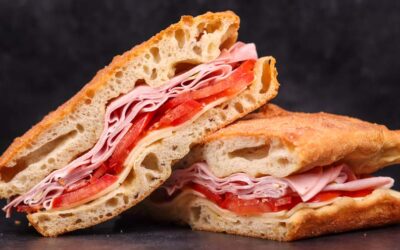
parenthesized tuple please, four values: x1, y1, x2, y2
(157, 162, 394, 215)
(4, 42, 258, 216)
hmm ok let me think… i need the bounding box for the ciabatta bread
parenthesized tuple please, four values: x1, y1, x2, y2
(0, 11, 280, 236)
(0, 11, 241, 197)
(146, 104, 400, 241)
(178, 104, 400, 178)
(149, 188, 400, 241)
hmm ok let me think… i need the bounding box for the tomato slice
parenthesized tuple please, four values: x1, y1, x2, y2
(220, 193, 274, 215)
(108, 112, 154, 174)
(343, 189, 373, 198)
(155, 99, 203, 129)
(309, 191, 342, 202)
(52, 174, 118, 209)
(173, 60, 256, 102)
(191, 183, 223, 204)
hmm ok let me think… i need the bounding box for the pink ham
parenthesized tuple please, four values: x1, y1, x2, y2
(162, 162, 394, 202)
(4, 42, 258, 216)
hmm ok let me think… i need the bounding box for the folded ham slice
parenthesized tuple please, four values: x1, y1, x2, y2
(4, 42, 258, 215)
(163, 162, 394, 202)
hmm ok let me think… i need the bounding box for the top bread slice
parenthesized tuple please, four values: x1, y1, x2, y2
(178, 104, 400, 178)
(0, 11, 242, 198)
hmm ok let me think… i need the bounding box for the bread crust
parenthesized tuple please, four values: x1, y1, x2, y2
(285, 189, 400, 241)
(204, 104, 400, 176)
(0, 11, 239, 169)
(148, 189, 400, 241)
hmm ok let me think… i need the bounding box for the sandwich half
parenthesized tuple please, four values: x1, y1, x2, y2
(0, 11, 279, 236)
(147, 104, 400, 241)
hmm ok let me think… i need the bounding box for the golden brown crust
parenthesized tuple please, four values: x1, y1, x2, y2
(285, 189, 400, 241)
(0, 11, 239, 168)
(205, 104, 400, 175)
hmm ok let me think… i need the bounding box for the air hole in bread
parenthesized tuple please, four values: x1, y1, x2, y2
(141, 153, 160, 172)
(47, 158, 55, 164)
(86, 89, 95, 98)
(123, 195, 129, 205)
(59, 213, 73, 218)
(234, 102, 244, 113)
(150, 68, 157, 80)
(173, 60, 198, 76)
(145, 173, 158, 183)
(260, 60, 272, 94)
(150, 47, 161, 63)
(196, 22, 205, 41)
(0, 131, 78, 182)
(190, 206, 202, 222)
(193, 46, 202, 56)
(143, 65, 150, 75)
(122, 169, 135, 186)
(135, 79, 146, 87)
(106, 197, 119, 208)
(244, 94, 256, 104)
(76, 124, 84, 133)
(278, 158, 290, 166)
(115, 71, 123, 78)
(40, 164, 47, 170)
(174, 29, 185, 48)
(219, 24, 237, 51)
(206, 20, 222, 33)
(202, 214, 210, 224)
(106, 213, 112, 217)
(228, 144, 270, 161)
(38, 215, 50, 223)
(74, 219, 82, 224)
(84, 98, 92, 105)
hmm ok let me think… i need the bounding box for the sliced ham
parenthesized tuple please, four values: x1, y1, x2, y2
(162, 162, 394, 202)
(4, 42, 258, 216)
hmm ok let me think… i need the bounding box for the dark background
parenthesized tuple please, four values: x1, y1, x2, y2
(1, 0, 400, 246)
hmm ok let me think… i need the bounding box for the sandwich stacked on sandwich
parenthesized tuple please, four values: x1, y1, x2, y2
(0, 11, 279, 236)
(148, 104, 400, 241)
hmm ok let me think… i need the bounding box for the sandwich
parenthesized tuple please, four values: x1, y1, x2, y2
(147, 104, 400, 241)
(0, 11, 280, 236)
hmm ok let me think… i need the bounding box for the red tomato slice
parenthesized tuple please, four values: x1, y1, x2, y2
(343, 189, 373, 198)
(174, 60, 256, 102)
(220, 193, 274, 216)
(191, 183, 223, 204)
(108, 112, 154, 174)
(52, 174, 118, 209)
(155, 99, 203, 129)
(309, 191, 342, 202)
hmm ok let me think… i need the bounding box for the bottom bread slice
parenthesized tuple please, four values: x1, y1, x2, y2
(146, 189, 400, 241)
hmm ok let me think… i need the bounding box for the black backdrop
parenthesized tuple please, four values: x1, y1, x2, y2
(1, 1, 400, 184)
